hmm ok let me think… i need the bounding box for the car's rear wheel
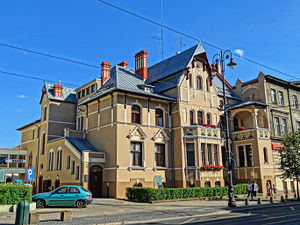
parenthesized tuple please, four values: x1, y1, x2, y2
(75, 200, 86, 208)
(36, 199, 46, 208)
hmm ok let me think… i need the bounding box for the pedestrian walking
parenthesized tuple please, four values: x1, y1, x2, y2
(247, 182, 252, 198)
(273, 184, 277, 196)
(251, 181, 258, 200)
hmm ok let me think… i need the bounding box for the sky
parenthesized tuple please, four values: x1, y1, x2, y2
(0, 0, 300, 147)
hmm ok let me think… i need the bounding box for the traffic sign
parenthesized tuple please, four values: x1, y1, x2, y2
(26, 168, 34, 182)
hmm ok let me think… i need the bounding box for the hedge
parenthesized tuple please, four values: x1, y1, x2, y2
(126, 184, 247, 203)
(0, 183, 32, 205)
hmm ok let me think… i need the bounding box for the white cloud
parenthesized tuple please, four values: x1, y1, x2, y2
(19, 94, 27, 98)
(234, 49, 244, 57)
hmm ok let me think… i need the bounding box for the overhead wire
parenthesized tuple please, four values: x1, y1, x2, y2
(0, 70, 78, 87)
(95, 0, 300, 81)
(0, 43, 100, 69)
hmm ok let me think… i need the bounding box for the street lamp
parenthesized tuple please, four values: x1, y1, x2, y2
(211, 50, 237, 207)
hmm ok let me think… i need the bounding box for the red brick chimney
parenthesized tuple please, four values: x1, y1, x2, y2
(101, 61, 111, 84)
(53, 84, 63, 97)
(118, 61, 128, 68)
(135, 50, 148, 80)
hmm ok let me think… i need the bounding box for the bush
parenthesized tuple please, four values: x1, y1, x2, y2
(126, 184, 247, 203)
(0, 183, 32, 205)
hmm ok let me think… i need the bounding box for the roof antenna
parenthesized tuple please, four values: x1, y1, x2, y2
(59, 79, 61, 85)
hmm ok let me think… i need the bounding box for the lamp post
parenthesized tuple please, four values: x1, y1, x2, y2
(211, 50, 237, 207)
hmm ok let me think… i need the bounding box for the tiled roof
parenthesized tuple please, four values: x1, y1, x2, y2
(151, 71, 184, 93)
(66, 137, 99, 152)
(43, 83, 77, 103)
(147, 44, 205, 84)
(81, 65, 175, 105)
(212, 75, 240, 100)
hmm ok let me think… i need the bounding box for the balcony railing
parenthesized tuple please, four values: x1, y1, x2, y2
(183, 125, 220, 138)
(231, 128, 269, 141)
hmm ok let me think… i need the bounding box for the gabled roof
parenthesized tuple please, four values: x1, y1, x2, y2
(42, 83, 77, 103)
(81, 65, 175, 105)
(66, 137, 99, 152)
(146, 44, 205, 84)
(16, 119, 41, 131)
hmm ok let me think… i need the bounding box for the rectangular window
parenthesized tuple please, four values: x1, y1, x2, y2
(91, 84, 95, 93)
(201, 143, 206, 165)
(293, 95, 298, 109)
(43, 107, 47, 121)
(82, 89, 85, 97)
(77, 92, 81, 99)
(278, 91, 284, 105)
(86, 87, 90, 95)
(213, 145, 218, 165)
(71, 160, 75, 175)
(155, 144, 165, 167)
(245, 145, 253, 167)
(130, 142, 142, 167)
(207, 144, 212, 165)
(238, 146, 245, 167)
(282, 118, 288, 134)
(271, 89, 277, 104)
(66, 156, 70, 169)
(274, 117, 281, 136)
(75, 166, 79, 180)
(186, 143, 195, 167)
(32, 129, 35, 140)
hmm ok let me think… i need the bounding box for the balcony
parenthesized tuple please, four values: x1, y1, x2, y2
(231, 128, 269, 141)
(183, 125, 220, 138)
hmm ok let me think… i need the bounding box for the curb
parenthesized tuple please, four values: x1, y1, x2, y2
(0, 202, 36, 212)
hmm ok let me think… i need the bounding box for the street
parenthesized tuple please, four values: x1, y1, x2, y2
(138, 203, 300, 225)
(1, 198, 300, 225)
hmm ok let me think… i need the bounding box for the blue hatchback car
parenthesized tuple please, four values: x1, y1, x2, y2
(33, 186, 92, 208)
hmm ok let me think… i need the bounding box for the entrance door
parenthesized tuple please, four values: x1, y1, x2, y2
(38, 176, 43, 193)
(89, 165, 102, 197)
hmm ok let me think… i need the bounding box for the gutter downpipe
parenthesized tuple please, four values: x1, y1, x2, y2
(34, 124, 40, 194)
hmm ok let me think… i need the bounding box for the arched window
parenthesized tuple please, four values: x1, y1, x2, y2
(43, 106, 47, 121)
(55, 149, 62, 171)
(189, 73, 193, 88)
(263, 147, 268, 163)
(215, 181, 221, 187)
(41, 133, 46, 155)
(190, 111, 194, 125)
(28, 152, 32, 168)
(206, 113, 211, 125)
(47, 151, 54, 171)
(197, 111, 203, 125)
(206, 78, 210, 91)
(196, 76, 202, 90)
(155, 109, 164, 127)
(131, 105, 141, 124)
(204, 181, 211, 187)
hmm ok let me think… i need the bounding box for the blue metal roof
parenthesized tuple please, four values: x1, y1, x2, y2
(212, 75, 240, 100)
(147, 44, 205, 84)
(81, 65, 175, 105)
(43, 83, 77, 103)
(66, 137, 99, 152)
(229, 100, 267, 109)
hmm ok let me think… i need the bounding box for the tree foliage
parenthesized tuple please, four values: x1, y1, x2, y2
(281, 131, 300, 198)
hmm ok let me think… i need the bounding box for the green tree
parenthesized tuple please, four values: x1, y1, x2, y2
(281, 131, 300, 199)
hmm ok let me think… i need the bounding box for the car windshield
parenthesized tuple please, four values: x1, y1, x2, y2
(81, 187, 90, 193)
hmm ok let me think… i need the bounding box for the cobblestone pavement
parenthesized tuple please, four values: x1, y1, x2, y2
(0, 197, 295, 225)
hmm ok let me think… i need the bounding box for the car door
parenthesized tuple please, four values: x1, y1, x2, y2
(66, 187, 81, 206)
(48, 187, 68, 206)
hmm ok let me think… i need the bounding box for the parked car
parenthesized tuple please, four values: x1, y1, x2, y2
(32, 186, 92, 208)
